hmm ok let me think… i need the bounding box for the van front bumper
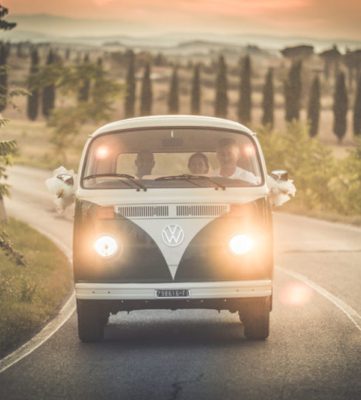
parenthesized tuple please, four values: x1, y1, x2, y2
(75, 280, 272, 300)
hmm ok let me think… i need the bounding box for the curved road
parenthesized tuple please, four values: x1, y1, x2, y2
(1, 165, 360, 400)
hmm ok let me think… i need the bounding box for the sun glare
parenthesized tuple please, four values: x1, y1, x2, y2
(93, 0, 114, 6)
(280, 282, 313, 307)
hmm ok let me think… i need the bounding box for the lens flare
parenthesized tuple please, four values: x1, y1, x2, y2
(229, 234, 254, 255)
(94, 235, 118, 258)
(244, 145, 255, 157)
(95, 146, 109, 159)
(279, 281, 313, 306)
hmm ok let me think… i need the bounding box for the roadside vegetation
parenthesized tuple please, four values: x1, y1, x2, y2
(258, 122, 361, 224)
(0, 7, 72, 359)
(0, 218, 72, 358)
(2, 117, 361, 225)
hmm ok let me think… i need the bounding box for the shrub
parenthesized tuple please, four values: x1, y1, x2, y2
(328, 140, 361, 215)
(258, 123, 361, 217)
(258, 122, 337, 211)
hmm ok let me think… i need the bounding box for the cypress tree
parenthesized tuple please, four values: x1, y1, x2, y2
(26, 47, 40, 121)
(262, 68, 274, 128)
(154, 52, 166, 67)
(353, 76, 361, 136)
(42, 49, 56, 118)
(307, 75, 321, 137)
(140, 62, 152, 116)
(16, 42, 22, 58)
(0, 5, 16, 31)
(92, 57, 104, 101)
(284, 61, 302, 122)
(214, 55, 228, 118)
(168, 66, 179, 114)
(65, 48, 70, 61)
(0, 42, 9, 112)
(238, 55, 252, 123)
(78, 53, 90, 103)
(333, 72, 348, 143)
(75, 51, 81, 64)
(124, 50, 136, 118)
(190, 64, 201, 115)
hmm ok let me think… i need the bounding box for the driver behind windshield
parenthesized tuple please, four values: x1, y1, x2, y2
(135, 151, 155, 178)
(215, 138, 259, 184)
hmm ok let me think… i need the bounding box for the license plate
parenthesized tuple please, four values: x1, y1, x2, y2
(156, 289, 189, 298)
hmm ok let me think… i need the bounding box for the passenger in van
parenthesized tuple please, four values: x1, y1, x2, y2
(188, 152, 209, 175)
(216, 138, 259, 184)
(135, 151, 155, 178)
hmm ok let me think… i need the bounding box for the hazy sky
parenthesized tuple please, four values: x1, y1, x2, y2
(8, 0, 361, 39)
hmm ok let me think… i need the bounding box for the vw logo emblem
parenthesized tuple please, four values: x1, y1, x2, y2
(162, 224, 185, 247)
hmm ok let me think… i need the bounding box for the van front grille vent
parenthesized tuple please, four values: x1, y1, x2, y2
(116, 205, 169, 218)
(176, 204, 229, 217)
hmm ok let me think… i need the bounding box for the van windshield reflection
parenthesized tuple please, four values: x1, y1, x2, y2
(82, 128, 263, 189)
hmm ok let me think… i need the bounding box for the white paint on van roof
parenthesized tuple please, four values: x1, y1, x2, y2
(91, 115, 255, 137)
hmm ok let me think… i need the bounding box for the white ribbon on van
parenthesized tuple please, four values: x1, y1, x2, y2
(267, 175, 296, 207)
(45, 166, 76, 213)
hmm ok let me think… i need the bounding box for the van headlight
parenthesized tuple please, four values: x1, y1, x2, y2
(229, 234, 254, 255)
(94, 235, 119, 258)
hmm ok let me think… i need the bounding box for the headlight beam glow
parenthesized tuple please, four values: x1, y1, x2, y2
(94, 235, 118, 258)
(229, 234, 254, 255)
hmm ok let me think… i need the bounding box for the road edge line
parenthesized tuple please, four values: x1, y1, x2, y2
(277, 266, 361, 332)
(2, 220, 360, 373)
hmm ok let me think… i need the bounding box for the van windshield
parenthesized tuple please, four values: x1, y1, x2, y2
(82, 128, 263, 189)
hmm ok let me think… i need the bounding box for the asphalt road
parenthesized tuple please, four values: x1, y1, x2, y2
(1, 165, 360, 400)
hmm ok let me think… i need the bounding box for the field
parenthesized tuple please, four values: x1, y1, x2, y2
(4, 42, 359, 166)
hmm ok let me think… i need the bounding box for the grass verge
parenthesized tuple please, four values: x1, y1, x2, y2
(0, 218, 72, 358)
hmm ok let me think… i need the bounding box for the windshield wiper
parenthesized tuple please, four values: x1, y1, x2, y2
(82, 173, 147, 191)
(155, 174, 225, 190)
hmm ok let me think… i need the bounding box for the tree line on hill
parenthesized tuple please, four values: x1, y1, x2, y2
(122, 50, 361, 143)
(2, 43, 361, 143)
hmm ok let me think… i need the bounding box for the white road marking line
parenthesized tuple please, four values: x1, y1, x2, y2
(0, 294, 75, 374)
(277, 266, 361, 332)
(2, 255, 361, 373)
(0, 227, 76, 374)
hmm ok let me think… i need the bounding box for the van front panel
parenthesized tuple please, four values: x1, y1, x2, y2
(73, 198, 273, 284)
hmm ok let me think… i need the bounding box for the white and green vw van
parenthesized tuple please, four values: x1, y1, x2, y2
(73, 115, 285, 342)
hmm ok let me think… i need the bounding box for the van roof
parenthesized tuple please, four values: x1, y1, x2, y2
(91, 115, 255, 137)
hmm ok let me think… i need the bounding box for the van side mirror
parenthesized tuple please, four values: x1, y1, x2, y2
(270, 170, 288, 182)
(56, 173, 74, 187)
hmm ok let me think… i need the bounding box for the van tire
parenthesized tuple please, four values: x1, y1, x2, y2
(239, 297, 270, 340)
(77, 300, 106, 342)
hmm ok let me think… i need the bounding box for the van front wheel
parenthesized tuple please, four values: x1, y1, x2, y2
(239, 297, 270, 340)
(77, 300, 107, 342)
